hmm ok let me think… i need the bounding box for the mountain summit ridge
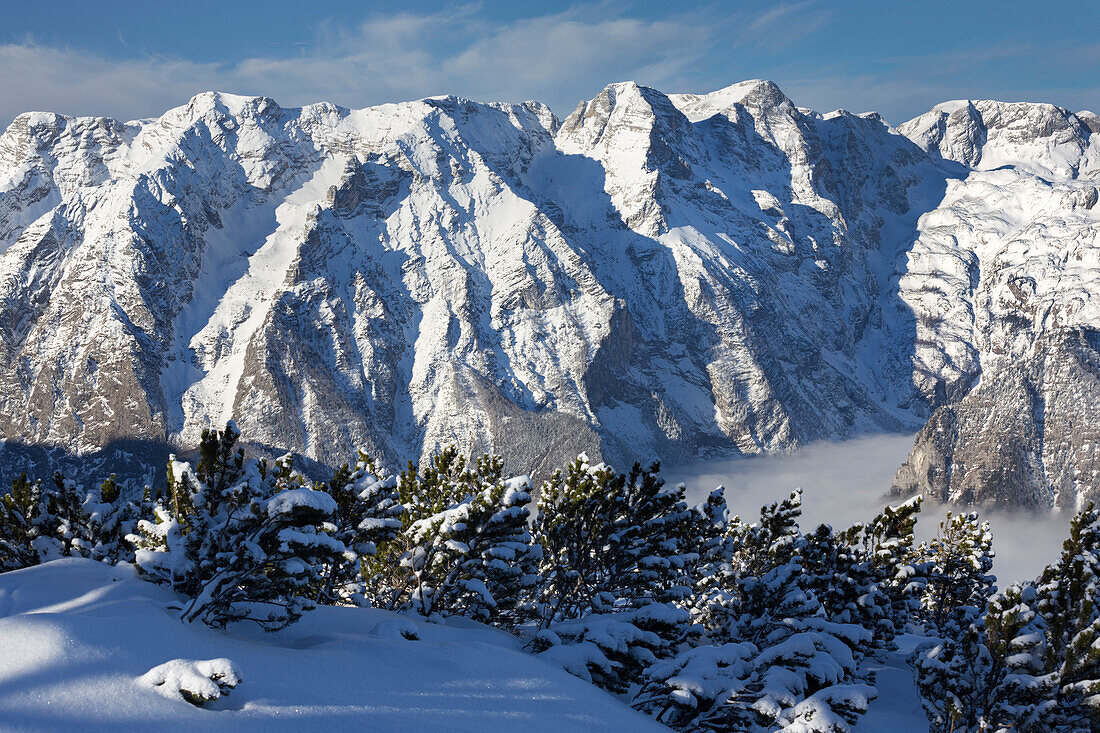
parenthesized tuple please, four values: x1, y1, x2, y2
(1, 80, 1098, 508)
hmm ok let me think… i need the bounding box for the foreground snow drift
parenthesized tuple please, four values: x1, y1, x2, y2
(0, 559, 664, 732)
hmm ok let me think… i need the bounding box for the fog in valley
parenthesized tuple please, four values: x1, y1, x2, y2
(666, 434, 1074, 585)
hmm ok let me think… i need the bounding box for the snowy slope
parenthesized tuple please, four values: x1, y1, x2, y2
(854, 635, 928, 733)
(0, 559, 667, 732)
(1, 82, 1098, 508)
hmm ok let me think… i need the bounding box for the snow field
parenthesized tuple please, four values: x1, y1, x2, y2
(0, 559, 666, 732)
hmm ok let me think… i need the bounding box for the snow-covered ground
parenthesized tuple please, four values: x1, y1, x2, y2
(0, 559, 666, 732)
(0, 558, 938, 732)
(855, 636, 929, 733)
(0, 558, 935, 732)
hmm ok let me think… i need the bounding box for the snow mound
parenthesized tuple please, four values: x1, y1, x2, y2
(369, 618, 420, 640)
(139, 658, 241, 706)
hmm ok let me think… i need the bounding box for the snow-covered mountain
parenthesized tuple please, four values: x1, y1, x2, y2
(892, 101, 1100, 509)
(1, 81, 1097, 509)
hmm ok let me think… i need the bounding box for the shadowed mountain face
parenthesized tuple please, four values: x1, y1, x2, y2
(0, 82, 1097, 508)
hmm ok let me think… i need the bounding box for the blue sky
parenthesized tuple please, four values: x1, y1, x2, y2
(2, 1, 1097, 127)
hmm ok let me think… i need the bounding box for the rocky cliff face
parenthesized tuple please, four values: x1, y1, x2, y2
(893, 100, 1100, 509)
(1, 83, 1098, 507)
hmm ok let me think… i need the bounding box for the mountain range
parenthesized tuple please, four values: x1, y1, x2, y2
(1, 80, 1097, 509)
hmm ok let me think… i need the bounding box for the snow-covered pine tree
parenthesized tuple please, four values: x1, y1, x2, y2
(360, 447, 477, 611)
(687, 488, 738, 638)
(402, 457, 541, 630)
(683, 491, 805, 648)
(705, 557, 876, 733)
(731, 489, 804, 577)
(79, 474, 144, 565)
(919, 511, 996, 631)
(861, 496, 924, 644)
(464, 472, 543, 630)
(912, 506, 1100, 733)
(315, 452, 404, 605)
(43, 472, 88, 559)
(1030, 502, 1100, 731)
(915, 505, 1100, 732)
(360, 447, 476, 611)
(531, 455, 650, 691)
(130, 423, 346, 630)
(717, 493, 876, 732)
(1054, 615, 1100, 731)
(535, 601, 691, 696)
(802, 522, 890, 658)
(398, 446, 479, 522)
(531, 457, 696, 694)
(911, 602, 995, 733)
(532, 455, 624, 622)
(637, 491, 877, 732)
(0, 473, 42, 570)
(0, 470, 97, 567)
(694, 488, 803, 638)
(983, 582, 1056, 733)
(912, 511, 1000, 732)
(615, 462, 696, 607)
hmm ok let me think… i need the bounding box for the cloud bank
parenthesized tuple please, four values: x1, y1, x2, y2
(666, 434, 1073, 586)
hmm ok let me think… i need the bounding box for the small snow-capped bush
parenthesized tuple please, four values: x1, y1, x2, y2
(632, 641, 757, 727)
(139, 658, 242, 707)
(534, 604, 691, 694)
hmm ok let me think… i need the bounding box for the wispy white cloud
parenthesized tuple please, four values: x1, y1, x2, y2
(1, 4, 1094, 132)
(735, 0, 833, 49)
(0, 3, 831, 126)
(0, 5, 723, 125)
(773, 41, 1100, 122)
(0, 43, 219, 125)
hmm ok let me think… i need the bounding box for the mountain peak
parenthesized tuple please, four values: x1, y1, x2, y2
(172, 91, 282, 123)
(900, 98, 1095, 175)
(1079, 110, 1100, 133)
(669, 80, 794, 122)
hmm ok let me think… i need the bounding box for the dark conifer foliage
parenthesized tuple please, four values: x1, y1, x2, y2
(0, 469, 143, 570)
(131, 423, 346, 630)
(863, 496, 924, 643)
(315, 452, 403, 605)
(0, 473, 43, 571)
(361, 448, 542, 633)
(4, 436, 1099, 731)
(919, 511, 996, 630)
(912, 504, 1100, 732)
(529, 456, 696, 693)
